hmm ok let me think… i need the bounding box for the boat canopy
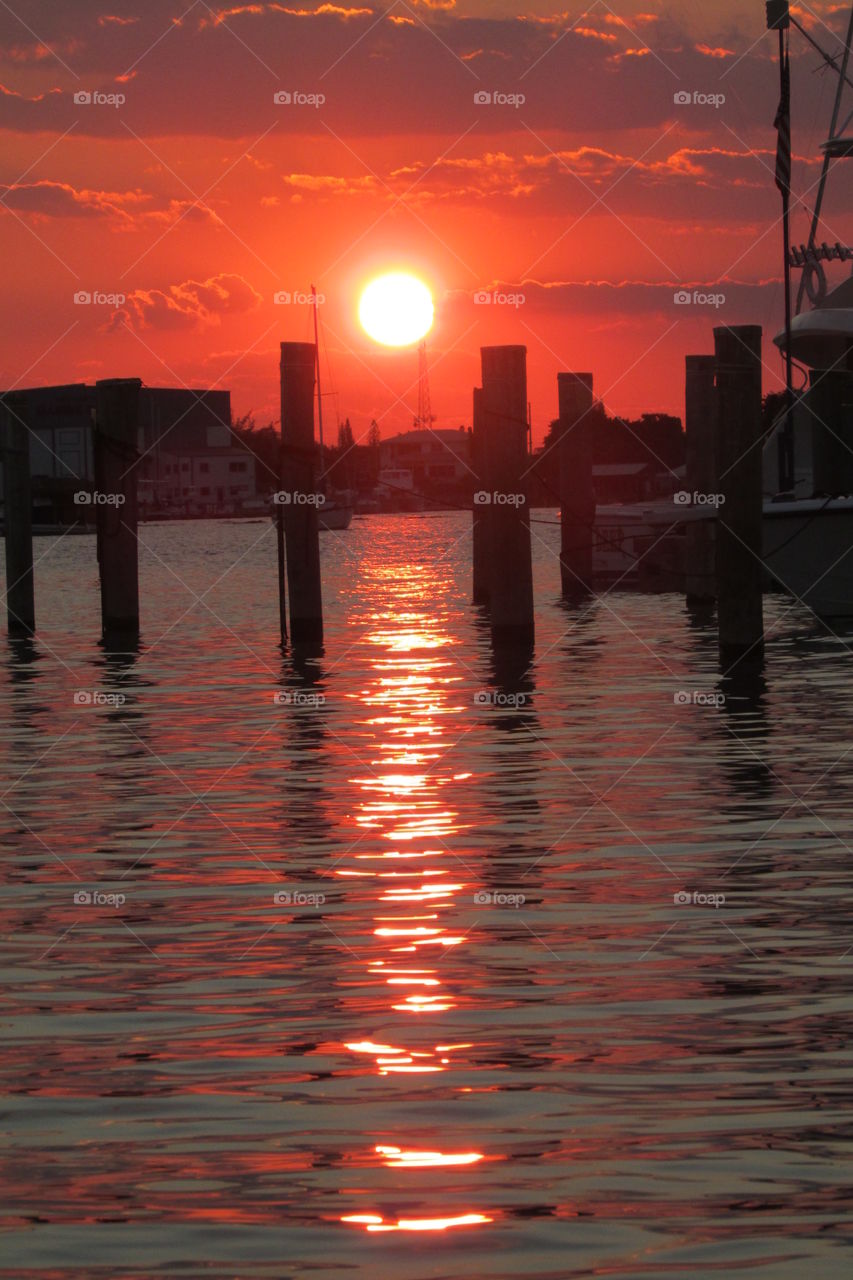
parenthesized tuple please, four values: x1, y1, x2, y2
(775, 275, 853, 367)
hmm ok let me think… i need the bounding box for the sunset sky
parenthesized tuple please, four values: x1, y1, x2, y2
(1, 0, 852, 444)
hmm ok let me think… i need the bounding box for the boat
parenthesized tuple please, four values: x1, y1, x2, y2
(593, 5, 853, 616)
(592, 497, 853, 615)
(319, 498, 353, 531)
(764, 2, 853, 614)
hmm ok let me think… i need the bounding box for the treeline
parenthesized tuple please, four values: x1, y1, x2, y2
(541, 407, 685, 469)
(230, 413, 381, 493)
(540, 391, 790, 470)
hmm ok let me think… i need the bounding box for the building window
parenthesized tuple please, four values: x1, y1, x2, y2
(229, 461, 247, 473)
(200, 487, 210, 496)
(199, 462, 209, 474)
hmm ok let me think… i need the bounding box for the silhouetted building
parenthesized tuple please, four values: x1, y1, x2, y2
(1, 384, 258, 523)
(592, 462, 655, 504)
(379, 427, 472, 505)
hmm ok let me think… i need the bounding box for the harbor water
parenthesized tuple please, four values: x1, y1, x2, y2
(1, 513, 852, 1278)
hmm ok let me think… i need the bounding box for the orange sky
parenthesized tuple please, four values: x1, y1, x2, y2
(1, 0, 852, 444)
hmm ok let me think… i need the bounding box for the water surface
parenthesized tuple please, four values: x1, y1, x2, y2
(1, 514, 852, 1278)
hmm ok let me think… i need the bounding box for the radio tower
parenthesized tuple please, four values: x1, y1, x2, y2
(415, 339, 435, 429)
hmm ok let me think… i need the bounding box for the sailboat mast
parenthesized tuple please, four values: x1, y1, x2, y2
(312, 283, 324, 454)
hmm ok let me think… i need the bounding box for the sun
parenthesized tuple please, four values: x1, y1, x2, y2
(359, 272, 434, 347)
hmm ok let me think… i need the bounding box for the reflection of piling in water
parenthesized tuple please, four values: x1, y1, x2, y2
(480, 345, 534, 649)
(1, 393, 35, 636)
(714, 326, 765, 671)
(557, 371, 596, 599)
(685, 355, 718, 607)
(471, 386, 490, 606)
(280, 342, 323, 649)
(95, 379, 141, 644)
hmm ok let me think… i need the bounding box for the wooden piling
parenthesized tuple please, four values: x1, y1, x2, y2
(557, 372, 596, 598)
(275, 500, 287, 644)
(471, 386, 490, 606)
(684, 355, 717, 605)
(714, 326, 764, 668)
(280, 342, 323, 647)
(94, 378, 141, 643)
(1, 393, 35, 636)
(480, 345, 534, 648)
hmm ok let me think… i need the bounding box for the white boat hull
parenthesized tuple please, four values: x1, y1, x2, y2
(318, 503, 353, 531)
(764, 500, 853, 616)
(592, 498, 853, 616)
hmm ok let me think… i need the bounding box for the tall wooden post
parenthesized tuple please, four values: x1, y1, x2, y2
(480, 345, 534, 648)
(1, 393, 35, 636)
(280, 342, 323, 647)
(471, 385, 490, 606)
(685, 355, 717, 605)
(557, 372, 596, 598)
(275, 502, 287, 644)
(714, 327, 764, 669)
(95, 379, 141, 643)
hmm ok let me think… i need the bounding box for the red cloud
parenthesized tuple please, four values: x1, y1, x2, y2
(202, 1, 372, 21)
(0, 81, 61, 102)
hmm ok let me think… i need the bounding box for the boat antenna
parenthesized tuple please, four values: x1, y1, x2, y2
(768, 0, 795, 492)
(790, 3, 853, 313)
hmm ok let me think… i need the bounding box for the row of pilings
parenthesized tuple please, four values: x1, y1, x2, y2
(2, 329, 766, 672)
(470, 327, 765, 672)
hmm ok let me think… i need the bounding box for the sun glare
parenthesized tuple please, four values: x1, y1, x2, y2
(359, 272, 434, 347)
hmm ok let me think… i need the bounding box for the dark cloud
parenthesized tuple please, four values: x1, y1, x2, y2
(0, 1, 842, 139)
(0, 179, 144, 220)
(113, 272, 263, 330)
(0, 179, 224, 229)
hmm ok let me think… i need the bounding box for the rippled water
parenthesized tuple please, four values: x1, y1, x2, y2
(1, 513, 852, 1279)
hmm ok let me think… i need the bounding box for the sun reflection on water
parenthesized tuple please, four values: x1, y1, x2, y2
(335, 598, 491, 1232)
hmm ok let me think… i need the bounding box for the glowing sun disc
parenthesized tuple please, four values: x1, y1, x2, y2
(359, 272, 434, 347)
